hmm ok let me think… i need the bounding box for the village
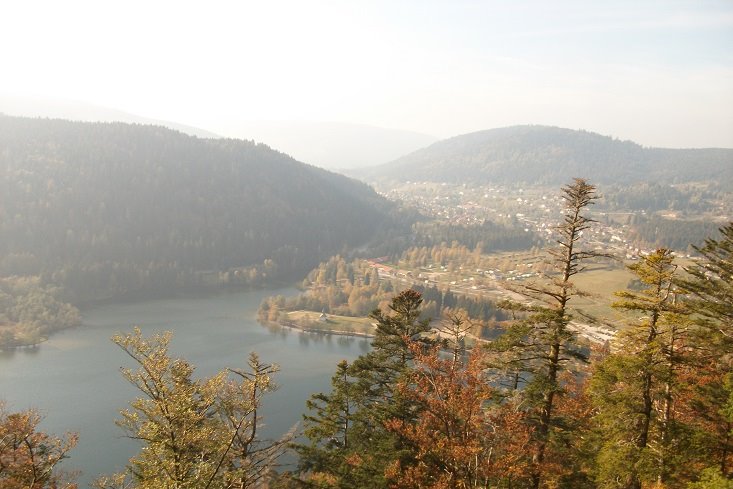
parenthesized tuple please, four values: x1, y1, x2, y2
(265, 181, 718, 347)
(358, 180, 703, 344)
(378, 180, 699, 259)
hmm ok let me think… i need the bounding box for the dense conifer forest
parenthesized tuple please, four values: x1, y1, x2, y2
(0, 115, 404, 306)
(357, 125, 733, 187)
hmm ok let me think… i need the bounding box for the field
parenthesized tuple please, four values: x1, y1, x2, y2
(284, 310, 376, 336)
(382, 249, 646, 334)
(564, 264, 636, 329)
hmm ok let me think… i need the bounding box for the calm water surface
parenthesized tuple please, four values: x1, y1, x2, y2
(0, 287, 368, 486)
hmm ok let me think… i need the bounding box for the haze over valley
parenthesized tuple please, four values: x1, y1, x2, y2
(1, 1, 732, 487)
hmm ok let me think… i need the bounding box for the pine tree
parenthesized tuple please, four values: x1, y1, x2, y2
(296, 360, 377, 488)
(489, 178, 600, 488)
(590, 249, 689, 488)
(679, 222, 733, 345)
(677, 222, 733, 477)
(297, 290, 432, 487)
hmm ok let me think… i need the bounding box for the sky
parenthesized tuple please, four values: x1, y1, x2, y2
(2, 0, 732, 148)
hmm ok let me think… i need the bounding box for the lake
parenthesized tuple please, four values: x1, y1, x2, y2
(0, 287, 369, 486)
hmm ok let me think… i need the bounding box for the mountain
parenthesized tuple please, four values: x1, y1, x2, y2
(353, 125, 733, 186)
(0, 95, 220, 138)
(0, 97, 439, 170)
(223, 121, 437, 170)
(0, 115, 401, 302)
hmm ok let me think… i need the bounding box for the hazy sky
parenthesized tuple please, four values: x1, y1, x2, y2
(2, 0, 732, 147)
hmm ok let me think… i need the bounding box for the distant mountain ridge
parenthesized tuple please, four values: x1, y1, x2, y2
(0, 115, 399, 302)
(0, 96, 438, 170)
(354, 125, 733, 186)
(0, 95, 220, 138)
(225, 120, 438, 170)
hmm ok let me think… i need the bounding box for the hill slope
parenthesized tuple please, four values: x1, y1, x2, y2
(354, 125, 733, 186)
(0, 115, 398, 301)
(0, 95, 220, 138)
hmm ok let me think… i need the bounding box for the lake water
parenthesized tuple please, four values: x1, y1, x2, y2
(0, 287, 368, 486)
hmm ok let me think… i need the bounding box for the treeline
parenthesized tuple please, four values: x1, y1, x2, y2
(258, 252, 507, 331)
(0, 115, 403, 303)
(411, 220, 542, 251)
(629, 215, 722, 251)
(361, 125, 733, 187)
(412, 282, 509, 326)
(396, 240, 531, 271)
(258, 256, 389, 320)
(598, 182, 719, 213)
(0, 276, 80, 348)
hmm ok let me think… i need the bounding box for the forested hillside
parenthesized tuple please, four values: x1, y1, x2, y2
(356, 125, 733, 186)
(0, 95, 220, 138)
(0, 115, 402, 303)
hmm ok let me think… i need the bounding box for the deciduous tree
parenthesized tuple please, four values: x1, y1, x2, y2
(384, 345, 497, 489)
(95, 328, 288, 489)
(0, 402, 77, 489)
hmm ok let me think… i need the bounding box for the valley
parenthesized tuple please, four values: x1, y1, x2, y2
(3, 3, 732, 486)
(1, 116, 731, 488)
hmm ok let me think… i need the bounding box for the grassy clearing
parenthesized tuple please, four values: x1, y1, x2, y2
(285, 310, 376, 336)
(379, 253, 638, 329)
(569, 264, 635, 328)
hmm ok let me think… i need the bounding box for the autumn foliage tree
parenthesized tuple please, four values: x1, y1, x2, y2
(0, 402, 78, 489)
(95, 328, 289, 489)
(384, 345, 496, 489)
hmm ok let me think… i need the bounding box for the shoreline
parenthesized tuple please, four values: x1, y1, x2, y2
(261, 318, 376, 339)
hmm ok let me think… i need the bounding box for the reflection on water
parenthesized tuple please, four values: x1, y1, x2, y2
(0, 287, 367, 486)
(336, 336, 353, 348)
(0, 349, 16, 360)
(0, 344, 41, 359)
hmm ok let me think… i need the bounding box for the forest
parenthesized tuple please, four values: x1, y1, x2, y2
(357, 125, 733, 187)
(0, 276, 80, 348)
(597, 182, 720, 214)
(3, 180, 731, 488)
(0, 115, 405, 306)
(410, 220, 541, 251)
(3, 115, 728, 348)
(257, 245, 512, 335)
(628, 216, 723, 252)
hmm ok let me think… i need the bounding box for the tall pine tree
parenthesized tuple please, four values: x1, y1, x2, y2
(490, 178, 600, 488)
(678, 222, 733, 477)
